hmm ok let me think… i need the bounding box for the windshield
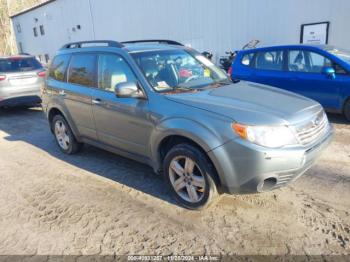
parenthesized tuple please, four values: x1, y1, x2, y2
(326, 47, 350, 64)
(131, 49, 230, 92)
(0, 57, 42, 73)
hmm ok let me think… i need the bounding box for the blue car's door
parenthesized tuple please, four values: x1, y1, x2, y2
(282, 49, 342, 110)
(248, 50, 291, 87)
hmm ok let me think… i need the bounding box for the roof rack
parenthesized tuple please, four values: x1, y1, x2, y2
(60, 40, 124, 50)
(122, 40, 184, 46)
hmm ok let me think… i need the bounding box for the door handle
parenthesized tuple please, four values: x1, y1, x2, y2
(58, 90, 66, 96)
(92, 98, 102, 105)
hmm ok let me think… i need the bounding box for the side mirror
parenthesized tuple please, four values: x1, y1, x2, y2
(115, 82, 145, 99)
(322, 67, 336, 79)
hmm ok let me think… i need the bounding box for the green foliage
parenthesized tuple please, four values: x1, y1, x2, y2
(0, 0, 45, 55)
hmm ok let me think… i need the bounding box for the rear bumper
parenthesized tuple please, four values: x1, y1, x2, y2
(208, 127, 334, 194)
(0, 95, 41, 107)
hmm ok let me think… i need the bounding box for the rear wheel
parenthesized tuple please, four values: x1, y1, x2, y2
(52, 115, 82, 154)
(344, 99, 350, 122)
(163, 144, 219, 210)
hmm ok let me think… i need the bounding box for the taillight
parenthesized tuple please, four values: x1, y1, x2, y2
(0, 75, 6, 81)
(228, 66, 233, 76)
(37, 71, 46, 77)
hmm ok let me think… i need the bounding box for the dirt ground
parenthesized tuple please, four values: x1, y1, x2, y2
(0, 107, 349, 256)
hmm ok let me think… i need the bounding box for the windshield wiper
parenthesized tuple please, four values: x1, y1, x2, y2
(174, 86, 200, 92)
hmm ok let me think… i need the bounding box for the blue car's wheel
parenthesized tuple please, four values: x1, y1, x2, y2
(344, 100, 350, 122)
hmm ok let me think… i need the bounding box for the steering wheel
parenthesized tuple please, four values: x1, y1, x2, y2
(184, 74, 200, 83)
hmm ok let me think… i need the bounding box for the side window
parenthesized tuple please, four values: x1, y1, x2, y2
(98, 54, 137, 92)
(255, 51, 283, 70)
(241, 53, 254, 66)
(49, 54, 71, 82)
(68, 54, 96, 87)
(288, 50, 331, 73)
(333, 63, 348, 75)
(308, 52, 332, 73)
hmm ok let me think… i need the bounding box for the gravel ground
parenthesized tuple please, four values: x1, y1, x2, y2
(0, 107, 349, 256)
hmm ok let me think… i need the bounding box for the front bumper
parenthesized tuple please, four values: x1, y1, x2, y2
(208, 127, 334, 194)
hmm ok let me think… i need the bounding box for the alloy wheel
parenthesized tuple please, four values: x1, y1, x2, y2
(168, 156, 206, 203)
(54, 120, 70, 150)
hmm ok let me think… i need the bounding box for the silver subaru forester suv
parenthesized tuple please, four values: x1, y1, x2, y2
(42, 40, 333, 210)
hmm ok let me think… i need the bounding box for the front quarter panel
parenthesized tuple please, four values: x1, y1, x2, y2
(149, 107, 235, 171)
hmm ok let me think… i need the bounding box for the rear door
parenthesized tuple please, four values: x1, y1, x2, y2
(249, 49, 290, 87)
(49, 53, 97, 140)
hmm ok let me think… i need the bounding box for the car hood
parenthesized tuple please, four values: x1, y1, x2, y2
(165, 81, 322, 126)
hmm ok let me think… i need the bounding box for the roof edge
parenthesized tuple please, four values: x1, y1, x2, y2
(10, 0, 56, 19)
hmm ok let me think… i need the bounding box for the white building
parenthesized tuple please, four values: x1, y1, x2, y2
(10, 0, 350, 64)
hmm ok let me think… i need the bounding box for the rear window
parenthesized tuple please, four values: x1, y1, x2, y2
(68, 54, 96, 87)
(0, 57, 42, 73)
(255, 51, 283, 71)
(49, 54, 71, 82)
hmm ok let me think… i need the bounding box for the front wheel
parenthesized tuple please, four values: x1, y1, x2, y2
(163, 144, 219, 210)
(344, 100, 350, 122)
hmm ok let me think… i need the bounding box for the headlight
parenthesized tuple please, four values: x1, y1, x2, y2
(232, 123, 298, 148)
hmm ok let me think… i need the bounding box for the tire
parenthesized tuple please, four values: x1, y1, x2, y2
(51, 115, 82, 154)
(344, 99, 350, 122)
(163, 144, 219, 210)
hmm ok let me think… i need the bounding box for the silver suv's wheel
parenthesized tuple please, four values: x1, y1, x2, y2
(169, 156, 206, 203)
(52, 115, 81, 154)
(164, 144, 219, 210)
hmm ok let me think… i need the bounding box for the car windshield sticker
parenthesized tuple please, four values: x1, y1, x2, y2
(156, 81, 170, 90)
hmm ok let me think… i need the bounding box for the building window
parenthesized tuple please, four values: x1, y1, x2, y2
(40, 25, 45, 35)
(33, 27, 38, 37)
(16, 24, 21, 33)
(18, 42, 23, 53)
(45, 54, 50, 63)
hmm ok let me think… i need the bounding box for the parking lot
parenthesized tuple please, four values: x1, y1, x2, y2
(0, 107, 349, 256)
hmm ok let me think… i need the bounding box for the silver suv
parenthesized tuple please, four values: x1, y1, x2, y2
(0, 55, 45, 108)
(42, 40, 333, 209)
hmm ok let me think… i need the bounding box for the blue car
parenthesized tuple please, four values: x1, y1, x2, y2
(231, 45, 350, 121)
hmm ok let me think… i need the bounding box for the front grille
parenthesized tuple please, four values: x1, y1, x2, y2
(295, 111, 329, 146)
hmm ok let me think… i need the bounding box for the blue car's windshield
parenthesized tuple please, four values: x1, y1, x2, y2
(131, 49, 230, 93)
(326, 47, 350, 64)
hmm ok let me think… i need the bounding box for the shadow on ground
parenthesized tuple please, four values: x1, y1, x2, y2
(327, 112, 349, 125)
(0, 107, 348, 208)
(0, 107, 176, 206)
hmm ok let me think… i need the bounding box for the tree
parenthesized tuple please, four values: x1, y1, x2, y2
(0, 0, 46, 55)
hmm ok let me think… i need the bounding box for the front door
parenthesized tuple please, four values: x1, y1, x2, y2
(92, 53, 152, 156)
(284, 50, 341, 110)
